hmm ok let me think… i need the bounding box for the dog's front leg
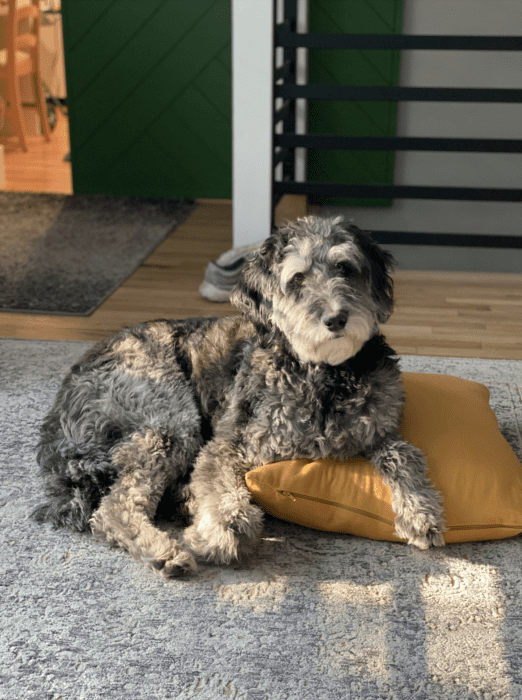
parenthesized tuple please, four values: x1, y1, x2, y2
(182, 438, 264, 565)
(365, 438, 446, 549)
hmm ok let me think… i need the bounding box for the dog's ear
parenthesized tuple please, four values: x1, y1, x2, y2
(230, 232, 286, 325)
(350, 225, 396, 324)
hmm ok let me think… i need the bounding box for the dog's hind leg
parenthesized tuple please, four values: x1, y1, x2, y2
(89, 428, 197, 578)
(365, 438, 446, 549)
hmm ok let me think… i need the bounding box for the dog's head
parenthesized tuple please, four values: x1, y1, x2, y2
(231, 216, 395, 365)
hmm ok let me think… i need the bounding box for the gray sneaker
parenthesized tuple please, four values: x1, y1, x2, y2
(199, 241, 262, 302)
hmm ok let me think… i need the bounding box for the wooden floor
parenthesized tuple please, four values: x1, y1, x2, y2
(1, 109, 73, 194)
(1, 114, 521, 360)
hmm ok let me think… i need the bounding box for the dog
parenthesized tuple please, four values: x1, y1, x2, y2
(33, 216, 446, 578)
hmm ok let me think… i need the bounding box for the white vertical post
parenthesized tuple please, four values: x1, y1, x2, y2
(232, 0, 274, 248)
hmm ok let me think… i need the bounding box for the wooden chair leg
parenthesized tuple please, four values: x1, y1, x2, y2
(33, 72, 51, 142)
(8, 72, 28, 152)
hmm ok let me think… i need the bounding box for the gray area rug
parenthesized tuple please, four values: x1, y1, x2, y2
(0, 193, 196, 315)
(1, 338, 522, 700)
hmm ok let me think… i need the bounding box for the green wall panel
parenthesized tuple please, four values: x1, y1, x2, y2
(62, 1, 401, 202)
(62, 0, 232, 198)
(308, 0, 404, 206)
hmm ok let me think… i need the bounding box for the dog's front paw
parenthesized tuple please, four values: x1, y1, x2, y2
(394, 511, 446, 550)
(149, 548, 198, 579)
(183, 502, 264, 565)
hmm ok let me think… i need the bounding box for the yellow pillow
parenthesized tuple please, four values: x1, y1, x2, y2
(245, 373, 522, 543)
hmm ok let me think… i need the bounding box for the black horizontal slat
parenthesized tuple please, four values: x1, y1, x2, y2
(276, 84, 522, 103)
(274, 134, 522, 153)
(273, 181, 522, 202)
(370, 231, 522, 249)
(275, 29, 522, 51)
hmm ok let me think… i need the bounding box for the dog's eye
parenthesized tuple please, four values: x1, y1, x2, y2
(285, 272, 305, 294)
(336, 261, 356, 277)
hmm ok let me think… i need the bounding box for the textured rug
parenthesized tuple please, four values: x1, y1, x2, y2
(1, 338, 522, 700)
(0, 193, 196, 315)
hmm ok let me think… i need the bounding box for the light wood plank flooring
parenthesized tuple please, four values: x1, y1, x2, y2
(1, 115, 521, 359)
(388, 269, 522, 359)
(1, 200, 521, 359)
(1, 109, 72, 194)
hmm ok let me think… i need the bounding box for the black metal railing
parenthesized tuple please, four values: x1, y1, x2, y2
(273, 1, 522, 248)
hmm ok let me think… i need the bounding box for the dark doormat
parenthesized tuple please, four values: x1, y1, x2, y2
(0, 192, 197, 315)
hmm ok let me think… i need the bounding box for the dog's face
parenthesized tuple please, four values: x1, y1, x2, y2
(231, 216, 395, 365)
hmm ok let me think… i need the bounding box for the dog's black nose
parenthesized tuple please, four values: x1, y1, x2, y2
(322, 311, 348, 332)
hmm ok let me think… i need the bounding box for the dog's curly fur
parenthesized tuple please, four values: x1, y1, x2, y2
(33, 216, 446, 577)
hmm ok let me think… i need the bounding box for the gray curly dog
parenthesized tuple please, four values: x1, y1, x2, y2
(33, 216, 446, 578)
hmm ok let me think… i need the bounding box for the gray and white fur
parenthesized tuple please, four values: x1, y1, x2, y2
(33, 216, 446, 578)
